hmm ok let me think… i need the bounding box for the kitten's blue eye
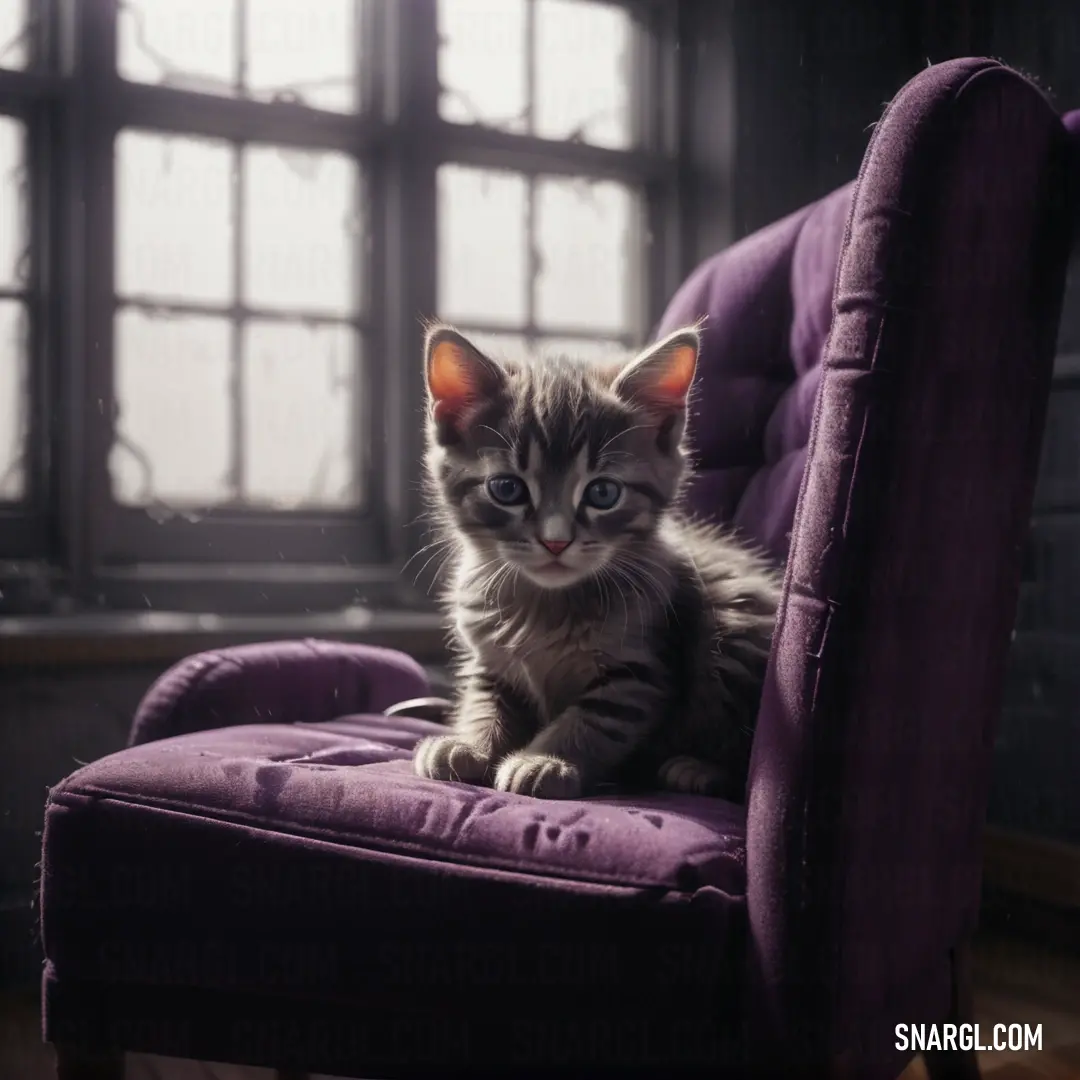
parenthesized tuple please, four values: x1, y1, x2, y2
(487, 474, 528, 506)
(583, 478, 622, 510)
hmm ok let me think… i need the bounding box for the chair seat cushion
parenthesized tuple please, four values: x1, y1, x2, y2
(42, 715, 748, 1023)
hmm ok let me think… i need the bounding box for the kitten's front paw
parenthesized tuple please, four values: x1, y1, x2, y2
(493, 753, 582, 799)
(414, 735, 491, 784)
(658, 755, 728, 797)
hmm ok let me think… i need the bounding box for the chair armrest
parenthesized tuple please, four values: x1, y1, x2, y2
(129, 638, 431, 746)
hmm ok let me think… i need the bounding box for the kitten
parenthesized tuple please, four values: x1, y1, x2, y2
(412, 324, 781, 801)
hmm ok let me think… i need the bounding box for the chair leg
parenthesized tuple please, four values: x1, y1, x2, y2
(54, 1045, 125, 1080)
(922, 939, 981, 1080)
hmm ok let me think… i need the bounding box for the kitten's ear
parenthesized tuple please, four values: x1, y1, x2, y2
(612, 328, 699, 416)
(424, 325, 505, 435)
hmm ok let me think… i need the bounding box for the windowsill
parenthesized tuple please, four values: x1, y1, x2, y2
(0, 606, 449, 668)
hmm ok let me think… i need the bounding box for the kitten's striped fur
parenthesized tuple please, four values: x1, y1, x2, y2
(413, 324, 781, 801)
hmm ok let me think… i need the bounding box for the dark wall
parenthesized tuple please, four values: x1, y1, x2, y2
(682, 0, 925, 260)
(686, 0, 1080, 237)
(731, 0, 923, 234)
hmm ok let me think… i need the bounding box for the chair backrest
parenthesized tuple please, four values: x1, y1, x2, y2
(659, 178, 853, 563)
(659, 58, 1076, 1067)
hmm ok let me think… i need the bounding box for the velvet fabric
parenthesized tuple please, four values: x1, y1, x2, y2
(39, 59, 1076, 1077)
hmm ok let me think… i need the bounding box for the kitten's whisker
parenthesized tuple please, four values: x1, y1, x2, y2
(469, 557, 503, 591)
(404, 506, 442, 528)
(477, 558, 515, 610)
(484, 565, 512, 609)
(423, 561, 453, 596)
(614, 550, 675, 611)
(410, 542, 455, 586)
(594, 450, 636, 465)
(403, 536, 452, 575)
(624, 561, 670, 606)
(642, 565, 684, 625)
(597, 423, 652, 456)
(476, 424, 514, 451)
(602, 562, 640, 639)
(607, 554, 670, 637)
(424, 549, 459, 596)
(597, 566, 624, 637)
(595, 567, 613, 627)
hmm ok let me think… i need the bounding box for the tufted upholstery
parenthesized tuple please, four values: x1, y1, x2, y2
(664, 185, 854, 562)
(39, 59, 1078, 1078)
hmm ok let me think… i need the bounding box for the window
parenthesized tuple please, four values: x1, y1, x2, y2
(0, 0, 679, 615)
(436, 0, 648, 364)
(0, 112, 27, 503)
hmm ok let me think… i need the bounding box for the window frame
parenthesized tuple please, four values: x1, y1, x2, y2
(0, 0, 66, 574)
(0, 0, 683, 616)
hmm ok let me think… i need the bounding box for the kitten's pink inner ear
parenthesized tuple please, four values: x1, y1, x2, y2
(428, 340, 476, 421)
(652, 343, 697, 404)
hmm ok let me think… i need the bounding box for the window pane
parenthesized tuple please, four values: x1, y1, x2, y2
(116, 130, 235, 305)
(118, 0, 238, 95)
(438, 0, 633, 147)
(242, 320, 361, 509)
(0, 0, 28, 70)
(536, 337, 628, 364)
(438, 165, 528, 325)
(535, 177, 638, 334)
(438, 0, 527, 132)
(535, 0, 633, 149)
(0, 115, 27, 289)
(243, 146, 360, 316)
(0, 300, 27, 501)
(245, 0, 358, 113)
(111, 309, 232, 507)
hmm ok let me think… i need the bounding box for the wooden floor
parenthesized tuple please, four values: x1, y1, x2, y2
(4, 931, 1080, 1080)
(900, 934, 1080, 1080)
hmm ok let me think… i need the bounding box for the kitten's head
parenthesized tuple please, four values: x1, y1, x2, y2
(422, 324, 699, 590)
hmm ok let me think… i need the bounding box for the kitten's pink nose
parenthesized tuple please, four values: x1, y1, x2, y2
(541, 539, 570, 556)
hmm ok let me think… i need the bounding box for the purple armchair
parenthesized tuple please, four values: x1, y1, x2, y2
(39, 59, 1076, 1079)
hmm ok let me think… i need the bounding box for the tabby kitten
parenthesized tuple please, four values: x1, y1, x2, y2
(412, 324, 781, 801)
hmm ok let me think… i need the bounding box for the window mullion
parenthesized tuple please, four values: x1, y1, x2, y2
(229, 146, 246, 505)
(229, 0, 247, 505)
(60, 0, 118, 602)
(381, 0, 439, 581)
(524, 0, 539, 354)
(27, 0, 65, 539)
(354, 0, 378, 549)
(652, 0, 685, 330)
